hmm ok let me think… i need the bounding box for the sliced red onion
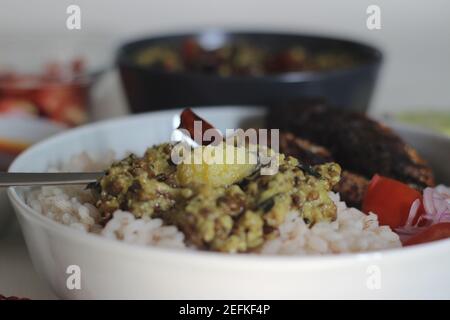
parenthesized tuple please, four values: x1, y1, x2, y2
(396, 185, 450, 241)
(395, 199, 423, 241)
(423, 187, 435, 216)
(405, 198, 421, 227)
(436, 185, 450, 196)
(423, 185, 450, 223)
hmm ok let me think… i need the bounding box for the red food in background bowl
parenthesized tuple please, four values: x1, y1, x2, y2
(0, 59, 90, 127)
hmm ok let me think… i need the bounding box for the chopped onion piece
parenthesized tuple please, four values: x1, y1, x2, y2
(396, 185, 450, 242)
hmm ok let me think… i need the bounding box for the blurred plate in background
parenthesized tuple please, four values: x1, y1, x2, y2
(0, 116, 65, 170)
(0, 32, 115, 127)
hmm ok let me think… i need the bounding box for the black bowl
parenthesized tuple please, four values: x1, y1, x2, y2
(117, 30, 382, 113)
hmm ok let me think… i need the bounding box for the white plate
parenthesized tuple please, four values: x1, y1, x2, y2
(6, 107, 450, 299)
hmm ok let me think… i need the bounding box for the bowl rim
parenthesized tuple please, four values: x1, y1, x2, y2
(7, 106, 450, 267)
(116, 29, 383, 83)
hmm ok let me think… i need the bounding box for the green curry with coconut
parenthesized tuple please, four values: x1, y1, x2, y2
(90, 142, 341, 253)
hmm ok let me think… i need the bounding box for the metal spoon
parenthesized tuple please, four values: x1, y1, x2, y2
(0, 172, 104, 187)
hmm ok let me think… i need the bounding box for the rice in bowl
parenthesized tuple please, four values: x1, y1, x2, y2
(22, 152, 401, 255)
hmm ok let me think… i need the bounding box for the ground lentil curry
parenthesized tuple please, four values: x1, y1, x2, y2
(90, 142, 341, 253)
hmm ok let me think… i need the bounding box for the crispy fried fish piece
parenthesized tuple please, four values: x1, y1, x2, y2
(335, 170, 370, 208)
(278, 132, 334, 165)
(270, 103, 435, 189)
(278, 132, 369, 208)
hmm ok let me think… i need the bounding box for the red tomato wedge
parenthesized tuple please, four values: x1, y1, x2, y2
(178, 108, 222, 145)
(362, 175, 424, 229)
(404, 223, 450, 246)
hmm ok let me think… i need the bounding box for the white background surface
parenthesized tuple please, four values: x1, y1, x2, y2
(1, 0, 450, 113)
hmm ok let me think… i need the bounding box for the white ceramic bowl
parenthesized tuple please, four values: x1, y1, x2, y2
(7, 107, 450, 299)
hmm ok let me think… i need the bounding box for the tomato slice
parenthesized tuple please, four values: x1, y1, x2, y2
(178, 108, 222, 145)
(362, 175, 424, 229)
(404, 223, 450, 246)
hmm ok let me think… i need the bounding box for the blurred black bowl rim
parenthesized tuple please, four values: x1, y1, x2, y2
(116, 29, 383, 83)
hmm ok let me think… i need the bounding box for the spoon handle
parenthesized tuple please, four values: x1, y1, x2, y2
(0, 172, 103, 187)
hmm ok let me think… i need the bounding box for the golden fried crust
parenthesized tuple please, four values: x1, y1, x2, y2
(279, 132, 334, 165)
(278, 132, 370, 208)
(333, 170, 369, 208)
(270, 103, 435, 190)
